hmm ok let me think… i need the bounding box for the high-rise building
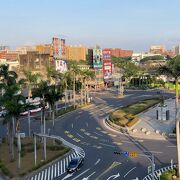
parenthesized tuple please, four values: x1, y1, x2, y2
(175, 45, 180, 55)
(150, 45, 165, 55)
(0, 46, 9, 51)
(65, 45, 87, 61)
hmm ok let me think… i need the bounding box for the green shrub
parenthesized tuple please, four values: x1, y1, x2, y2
(160, 169, 176, 180)
(127, 118, 139, 127)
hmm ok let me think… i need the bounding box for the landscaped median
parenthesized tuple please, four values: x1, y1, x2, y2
(160, 168, 177, 180)
(109, 98, 163, 130)
(0, 137, 70, 179)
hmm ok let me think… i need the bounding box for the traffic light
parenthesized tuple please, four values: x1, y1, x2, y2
(129, 151, 138, 158)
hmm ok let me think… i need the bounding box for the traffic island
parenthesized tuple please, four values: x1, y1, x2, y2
(0, 137, 69, 179)
(109, 98, 162, 129)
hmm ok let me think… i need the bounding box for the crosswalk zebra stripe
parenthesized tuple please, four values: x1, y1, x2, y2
(60, 160, 63, 174)
(51, 164, 54, 179)
(66, 157, 69, 168)
(34, 175, 37, 180)
(48, 166, 51, 180)
(54, 163, 57, 178)
(31, 177, 34, 180)
(57, 161, 60, 176)
(63, 158, 66, 173)
(37, 173, 41, 180)
(44, 169, 47, 180)
(41, 170, 44, 180)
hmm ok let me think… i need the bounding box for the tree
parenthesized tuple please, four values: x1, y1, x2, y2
(45, 85, 63, 129)
(67, 61, 81, 108)
(32, 80, 49, 160)
(80, 69, 95, 103)
(158, 55, 180, 177)
(0, 65, 27, 164)
(23, 70, 41, 136)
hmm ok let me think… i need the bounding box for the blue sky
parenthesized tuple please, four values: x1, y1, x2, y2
(1, 0, 180, 51)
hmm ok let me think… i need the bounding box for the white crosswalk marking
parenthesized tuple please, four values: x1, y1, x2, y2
(51, 165, 54, 179)
(54, 163, 57, 178)
(48, 166, 51, 180)
(57, 161, 60, 176)
(61, 159, 63, 174)
(41, 171, 44, 180)
(27, 150, 84, 180)
(44, 169, 47, 180)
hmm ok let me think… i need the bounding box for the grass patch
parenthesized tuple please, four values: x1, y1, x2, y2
(110, 98, 162, 127)
(0, 137, 70, 178)
(160, 168, 176, 180)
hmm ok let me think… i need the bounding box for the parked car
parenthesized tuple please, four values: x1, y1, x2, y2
(66, 156, 84, 173)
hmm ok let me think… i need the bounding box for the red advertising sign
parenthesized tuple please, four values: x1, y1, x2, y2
(102, 49, 112, 61)
(102, 49, 112, 79)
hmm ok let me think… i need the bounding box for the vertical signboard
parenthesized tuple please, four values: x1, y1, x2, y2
(52, 37, 59, 58)
(102, 49, 112, 79)
(93, 48, 102, 69)
(52, 37, 66, 59)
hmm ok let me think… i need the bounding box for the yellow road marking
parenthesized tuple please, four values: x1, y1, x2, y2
(108, 134, 117, 137)
(73, 138, 81, 142)
(101, 131, 108, 134)
(67, 134, 74, 138)
(113, 142, 123, 145)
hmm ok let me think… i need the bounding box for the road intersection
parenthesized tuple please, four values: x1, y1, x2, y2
(0, 89, 177, 179)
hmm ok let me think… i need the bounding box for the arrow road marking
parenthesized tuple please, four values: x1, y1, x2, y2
(82, 171, 96, 180)
(107, 173, 120, 180)
(132, 177, 139, 180)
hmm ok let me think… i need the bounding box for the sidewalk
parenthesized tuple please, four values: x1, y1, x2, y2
(130, 98, 176, 139)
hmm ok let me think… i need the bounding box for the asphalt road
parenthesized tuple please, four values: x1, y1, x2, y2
(0, 89, 177, 180)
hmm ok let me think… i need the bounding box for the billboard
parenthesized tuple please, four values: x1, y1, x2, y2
(52, 37, 66, 59)
(102, 49, 112, 79)
(55, 60, 67, 73)
(103, 61, 112, 79)
(93, 48, 102, 68)
(102, 49, 112, 60)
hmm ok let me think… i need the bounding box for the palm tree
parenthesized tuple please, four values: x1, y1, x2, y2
(23, 70, 41, 136)
(32, 80, 49, 160)
(158, 55, 180, 177)
(0, 71, 27, 163)
(67, 61, 80, 108)
(45, 85, 64, 129)
(81, 69, 95, 104)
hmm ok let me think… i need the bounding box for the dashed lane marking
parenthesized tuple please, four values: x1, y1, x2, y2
(94, 159, 101, 165)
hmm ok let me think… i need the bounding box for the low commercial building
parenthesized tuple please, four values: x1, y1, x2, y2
(150, 45, 165, 55)
(19, 51, 52, 75)
(65, 45, 87, 61)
